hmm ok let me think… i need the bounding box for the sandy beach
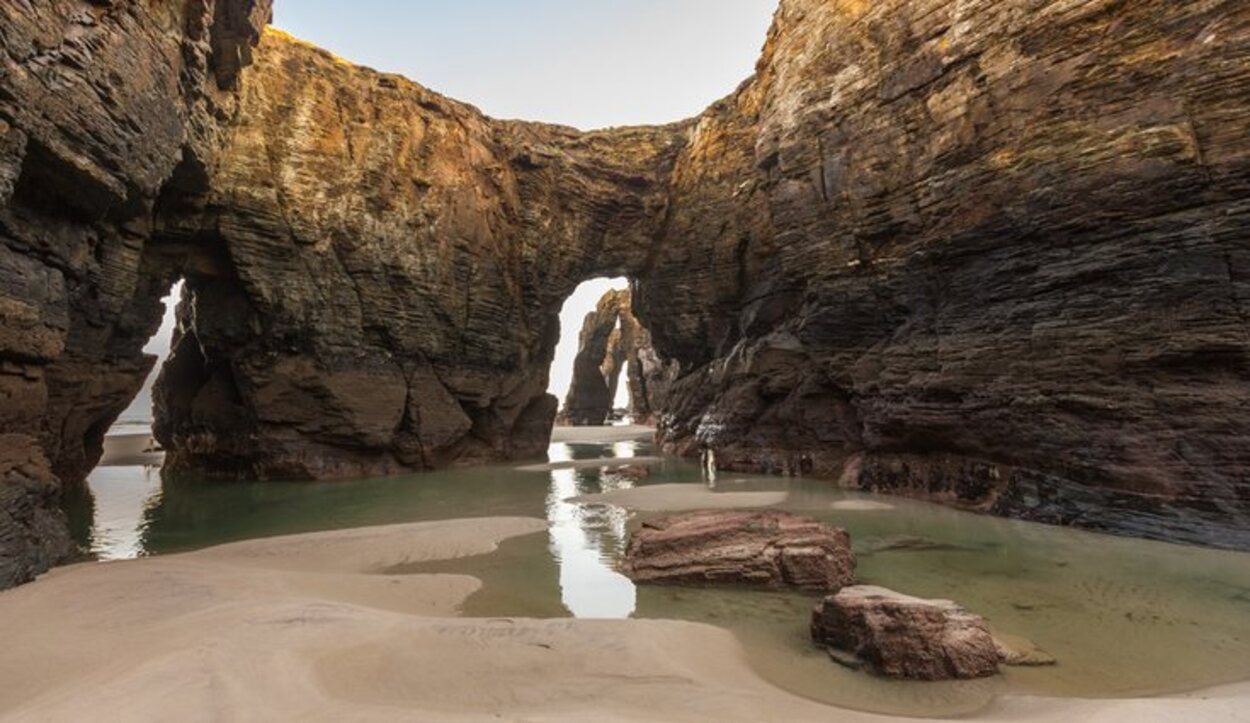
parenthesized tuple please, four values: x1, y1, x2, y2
(100, 424, 651, 472)
(1, 510, 1246, 722)
(99, 432, 164, 468)
(549, 425, 655, 444)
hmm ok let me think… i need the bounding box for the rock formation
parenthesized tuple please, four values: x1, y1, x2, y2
(616, 293, 679, 424)
(622, 510, 856, 592)
(562, 288, 672, 425)
(563, 290, 630, 426)
(641, 0, 1250, 549)
(2, 0, 1248, 587)
(811, 586, 1002, 681)
(146, 32, 686, 478)
(0, 0, 272, 585)
(0, 436, 69, 589)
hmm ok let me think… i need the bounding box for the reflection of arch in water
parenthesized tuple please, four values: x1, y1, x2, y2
(544, 442, 639, 618)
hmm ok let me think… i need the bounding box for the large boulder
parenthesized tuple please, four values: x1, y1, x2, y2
(622, 510, 855, 592)
(810, 586, 1001, 680)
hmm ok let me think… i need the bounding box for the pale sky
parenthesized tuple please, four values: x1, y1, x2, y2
(120, 3, 776, 426)
(273, 0, 777, 130)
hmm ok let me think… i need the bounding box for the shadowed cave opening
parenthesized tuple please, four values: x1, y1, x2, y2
(71, 282, 183, 558)
(548, 278, 673, 429)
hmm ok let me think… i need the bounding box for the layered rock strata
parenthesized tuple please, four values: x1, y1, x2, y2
(147, 32, 688, 478)
(2, 0, 1248, 588)
(643, 0, 1250, 549)
(622, 510, 856, 592)
(811, 586, 1001, 680)
(0, 0, 272, 583)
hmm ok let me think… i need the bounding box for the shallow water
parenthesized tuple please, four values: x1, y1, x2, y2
(79, 436, 1250, 717)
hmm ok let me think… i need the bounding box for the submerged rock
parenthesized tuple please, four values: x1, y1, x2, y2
(622, 510, 855, 592)
(811, 586, 1001, 681)
(993, 633, 1057, 668)
(605, 464, 652, 479)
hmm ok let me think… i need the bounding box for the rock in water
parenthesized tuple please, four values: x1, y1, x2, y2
(811, 586, 1001, 680)
(564, 290, 630, 427)
(3, 0, 1250, 591)
(622, 510, 856, 591)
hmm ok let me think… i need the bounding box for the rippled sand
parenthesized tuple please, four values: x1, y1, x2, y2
(1, 516, 1248, 721)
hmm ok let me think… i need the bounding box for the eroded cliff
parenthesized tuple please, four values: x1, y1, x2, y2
(150, 31, 687, 478)
(0, 0, 271, 586)
(1, 0, 1248, 588)
(642, 0, 1250, 548)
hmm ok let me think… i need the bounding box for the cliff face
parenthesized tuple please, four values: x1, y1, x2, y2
(0, 0, 271, 586)
(563, 290, 630, 427)
(561, 289, 670, 426)
(643, 0, 1250, 547)
(151, 32, 687, 478)
(1, 0, 1248, 588)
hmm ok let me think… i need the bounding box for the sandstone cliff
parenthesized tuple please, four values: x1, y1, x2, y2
(641, 0, 1250, 548)
(150, 31, 687, 477)
(0, 0, 272, 586)
(2, 0, 1248, 589)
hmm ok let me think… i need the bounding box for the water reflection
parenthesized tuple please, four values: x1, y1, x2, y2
(75, 438, 1250, 716)
(545, 441, 639, 617)
(79, 465, 163, 560)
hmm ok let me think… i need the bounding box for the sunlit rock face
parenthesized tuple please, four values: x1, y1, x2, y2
(1, 0, 1248, 589)
(0, 0, 272, 584)
(564, 290, 630, 427)
(643, 0, 1250, 549)
(562, 289, 672, 426)
(150, 32, 687, 478)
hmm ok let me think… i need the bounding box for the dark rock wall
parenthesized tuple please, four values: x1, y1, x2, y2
(149, 33, 687, 478)
(642, 0, 1250, 548)
(1, 0, 1248, 590)
(0, 0, 271, 584)
(564, 290, 630, 426)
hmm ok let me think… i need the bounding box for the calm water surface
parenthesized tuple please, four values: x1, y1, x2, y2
(77, 437, 1250, 717)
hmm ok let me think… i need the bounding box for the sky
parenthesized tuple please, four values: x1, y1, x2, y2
(273, 0, 777, 130)
(550, 278, 631, 409)
(117, 2, 776, 427)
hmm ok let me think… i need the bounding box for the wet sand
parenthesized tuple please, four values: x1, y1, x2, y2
(39, 430, 1250, 720)
(99, 432, 164, 467)
(549, 424, 654, 444)
(2, 516, 1247, 721)
(571, 482, 788, 511)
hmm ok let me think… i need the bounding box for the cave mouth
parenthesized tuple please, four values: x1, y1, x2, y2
(66, 280, 182, 560)
(548, 277, 668, 431)
(107, 281, 184, 445)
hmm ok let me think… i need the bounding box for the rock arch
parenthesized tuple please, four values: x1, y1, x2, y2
(3, 0, 1250, 588)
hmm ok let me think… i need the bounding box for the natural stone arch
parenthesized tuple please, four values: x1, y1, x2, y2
(3, 0, 1250, 593)
(561, 288, 677, 426)
(141, 30, 686, 480)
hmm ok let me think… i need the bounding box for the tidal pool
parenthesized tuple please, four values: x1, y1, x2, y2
(77, 436, 1250, 717)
